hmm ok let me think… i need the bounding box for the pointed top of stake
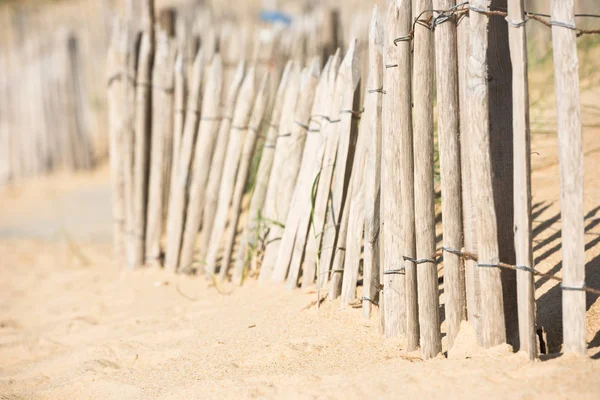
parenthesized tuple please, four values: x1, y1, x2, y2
(341, 38, 361, 91)
(276, 60, 294, 101)
(370, 5, 383, 56)
(231, 65, 257, 124)
(309, 57, 321, 80)
(249, 72, 271, 128)
(224, 60, 246, 110)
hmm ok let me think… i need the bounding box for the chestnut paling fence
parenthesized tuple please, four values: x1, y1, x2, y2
(108, 0, 600, 360)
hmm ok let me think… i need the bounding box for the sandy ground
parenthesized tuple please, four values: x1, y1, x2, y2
(1, 121, 600, 399)
(1, 6, 600, 399)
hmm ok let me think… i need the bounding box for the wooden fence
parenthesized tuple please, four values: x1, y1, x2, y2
(0, 0, 112, 186)
(108, 0, 599, 360)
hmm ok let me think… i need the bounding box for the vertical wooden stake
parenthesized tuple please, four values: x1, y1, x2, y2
(177, 55, 224, 272)
(169, 51, 187, 212)
(319, 39, 360, 298)
(469, 0, 507, 348)
(433, 0, 466, 350)
(304, 50, 343, 290)
(551, 0, 586, 356)
(342, 7, 383, 310)
(273, 59, 328, 290)
(221, 74, 270, 282)
(256, 64, 300, 281)
(508, 0, 537, 360)
(201, 62, 246, 276)
(164, 49, 205, 272)
(362, 6, 384, 319)
(383, 1, 410, 343)
(457, 8, 481, 339)
(233, 61, 293, 282)
(107, 18, 127, 265)
(131, 31, 154, 268)
(413, 0, 442, 359)
(146, 31, 176, 267)
(205, 67, 257, 277)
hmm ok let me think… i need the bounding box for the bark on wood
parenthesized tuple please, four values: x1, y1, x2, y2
(177, 55, 224, 272)
(221, 74, 270, 283)
(164, 49, 205, 272)
(318, 39, 360, 298)
(341, 7, 383, 310)
(205, 67, 257, 277)
(256, 64, 300, 281)
(468, 0, 507, 348)
(201, 62, 246, 277)
(551, 0, 586, 356)
(433, 0, 466, 350)
(233, 61, 293, 282)
(146, 32, 176, 267)
(508, 0, 537, 360)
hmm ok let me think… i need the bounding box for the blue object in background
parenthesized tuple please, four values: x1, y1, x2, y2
(259, 10, 292, 25)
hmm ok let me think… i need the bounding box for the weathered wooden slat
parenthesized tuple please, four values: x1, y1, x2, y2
(469, 0, 506, 348)
(221, 74, 270, 283)
(201, 62, 246, 276)
(266, 64, 320, 283)
(341, 7, 382, 309)
(233, 61, 293, 283)
(302, 50, 342, 290)
(272, 59, 327, 290)
(256, 64, 300, 281)
(361, 6, 384, 319)
(146, 31, 176, 267)
(551, 0, 585, 356)
(205, 67, 257, 277)
(130, 31, 154, 268)
(433, 0, 466, 350)
(318, 39, 360, 298)
(164, 49, 205, 272)
(177, 55, 224, 272)
(382, 0, 409, 341)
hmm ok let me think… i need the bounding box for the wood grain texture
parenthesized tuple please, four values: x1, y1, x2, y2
(468, 0, 506, 348)
(319, 39, 360, 299)
(413, 0, 441, 359)
(433, 0, 466, 350)
(164, 49, 205, 272)
(233, 61, 293, 282)
(457, 11, 481, 339)
(131, 32, 154, 268)
(361, 6, 383, 319)
(551, 0, 586, 356)
(304, 51, 342, 291)
(266, 64, 319, 283)
(508, 0, 537, 359)
(201, 62, 246, 277)
(341, 8, 383, 309)
(221, 73, 270, 283)
(177, 55, 223, 272)
(107, 19, 127, 265)
(146, 32, 176, 267)
(274, 59, 328, 291)
(256, 64, 301, 281)
(205, 67, 257, 277)
(382, 0, 408, 341)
